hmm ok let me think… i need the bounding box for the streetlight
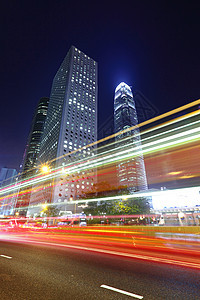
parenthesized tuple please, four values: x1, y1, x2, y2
(41, 203, 49, 227)
(41, 165, 50, 174)
(40, 164, 52, 211)
(42, 204, 48, 210)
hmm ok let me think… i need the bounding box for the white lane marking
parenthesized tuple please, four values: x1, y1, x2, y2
(101, 284, 143, 299)
(0, 254, 12, 259)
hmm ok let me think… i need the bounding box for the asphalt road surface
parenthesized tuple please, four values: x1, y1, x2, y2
(0, 240, 200, 300)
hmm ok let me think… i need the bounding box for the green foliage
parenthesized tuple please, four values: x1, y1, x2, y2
(112, 198, 150, 215)
(83, 180, 150, 216)
(84, 197, 150, 216)
(44, 206, 59, 217)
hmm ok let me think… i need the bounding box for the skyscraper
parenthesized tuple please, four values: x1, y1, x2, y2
(98, 90, 158, 141)
(114, 82, 147, 192)
(0, 167, 17, 215)
(21, 97, 49, 178)
(0, 167, 17, 187)
(33, 46, 98, 212)
(15, 97, 49, 214)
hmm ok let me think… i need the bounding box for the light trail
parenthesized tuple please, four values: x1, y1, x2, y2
(1, 123, 200, 202)
(28, 125, 200, 181)
(109, 109, 200, 154)
(69, 98, 200, 157)
(1, 235, 200, 270)
(19, 98, 199, 169)
(7, 105, 200, 193)
(0, 100, 200, 211)
(22, 185, 200, 210)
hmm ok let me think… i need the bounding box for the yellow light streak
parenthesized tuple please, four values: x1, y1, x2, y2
(168, 171, 183, 176)
(18, 185, 200, 210)
(0, 126, 200, 199)
(0, 100, 200, 205)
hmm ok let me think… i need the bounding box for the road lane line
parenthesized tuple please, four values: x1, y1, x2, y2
(0, 255, 12, 259)
(101, 284, 143, 299)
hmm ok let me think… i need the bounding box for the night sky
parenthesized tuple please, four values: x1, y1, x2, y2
(0, 0, 200, 171)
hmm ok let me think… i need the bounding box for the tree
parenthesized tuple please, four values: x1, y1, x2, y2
(43, 205, 59, 226)
(44, 206, 59, 217)
(83, 179, 151, 217)
(84, 189, 150, 217)
(110, 197, 150, 215)
(84, 200, 114, 216)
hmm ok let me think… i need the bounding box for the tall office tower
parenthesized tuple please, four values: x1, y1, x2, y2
(15, 97, 49, 215)
(0, 167, 17, 187)
(114, 82, 147, 192)
(98, 90, 158, 141)
(0, 167, 17, 215)
(21, 97, 49, 178)
(34, 46, 97, 213)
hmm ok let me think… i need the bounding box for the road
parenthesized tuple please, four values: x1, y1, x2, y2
(0, 239, 200, 299)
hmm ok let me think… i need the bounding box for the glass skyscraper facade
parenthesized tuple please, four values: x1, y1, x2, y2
(15, 97, 49, 214)
(35, 46, 97, 211)
(21, 97, 49, 178)
(114, 82, 147, 192)
(0, 168, 17, 187)
(0, 167, 17, 216)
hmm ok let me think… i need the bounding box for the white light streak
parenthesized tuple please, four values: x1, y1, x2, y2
(0, 102, 200, 206)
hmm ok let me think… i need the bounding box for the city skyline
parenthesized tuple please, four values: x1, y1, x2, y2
(1, 1, 199, 170)
(0, 2, 200, 296)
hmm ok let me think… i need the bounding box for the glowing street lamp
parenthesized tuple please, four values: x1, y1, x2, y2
(42, 204, 48, 211)
(41, 165, 50, 174)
